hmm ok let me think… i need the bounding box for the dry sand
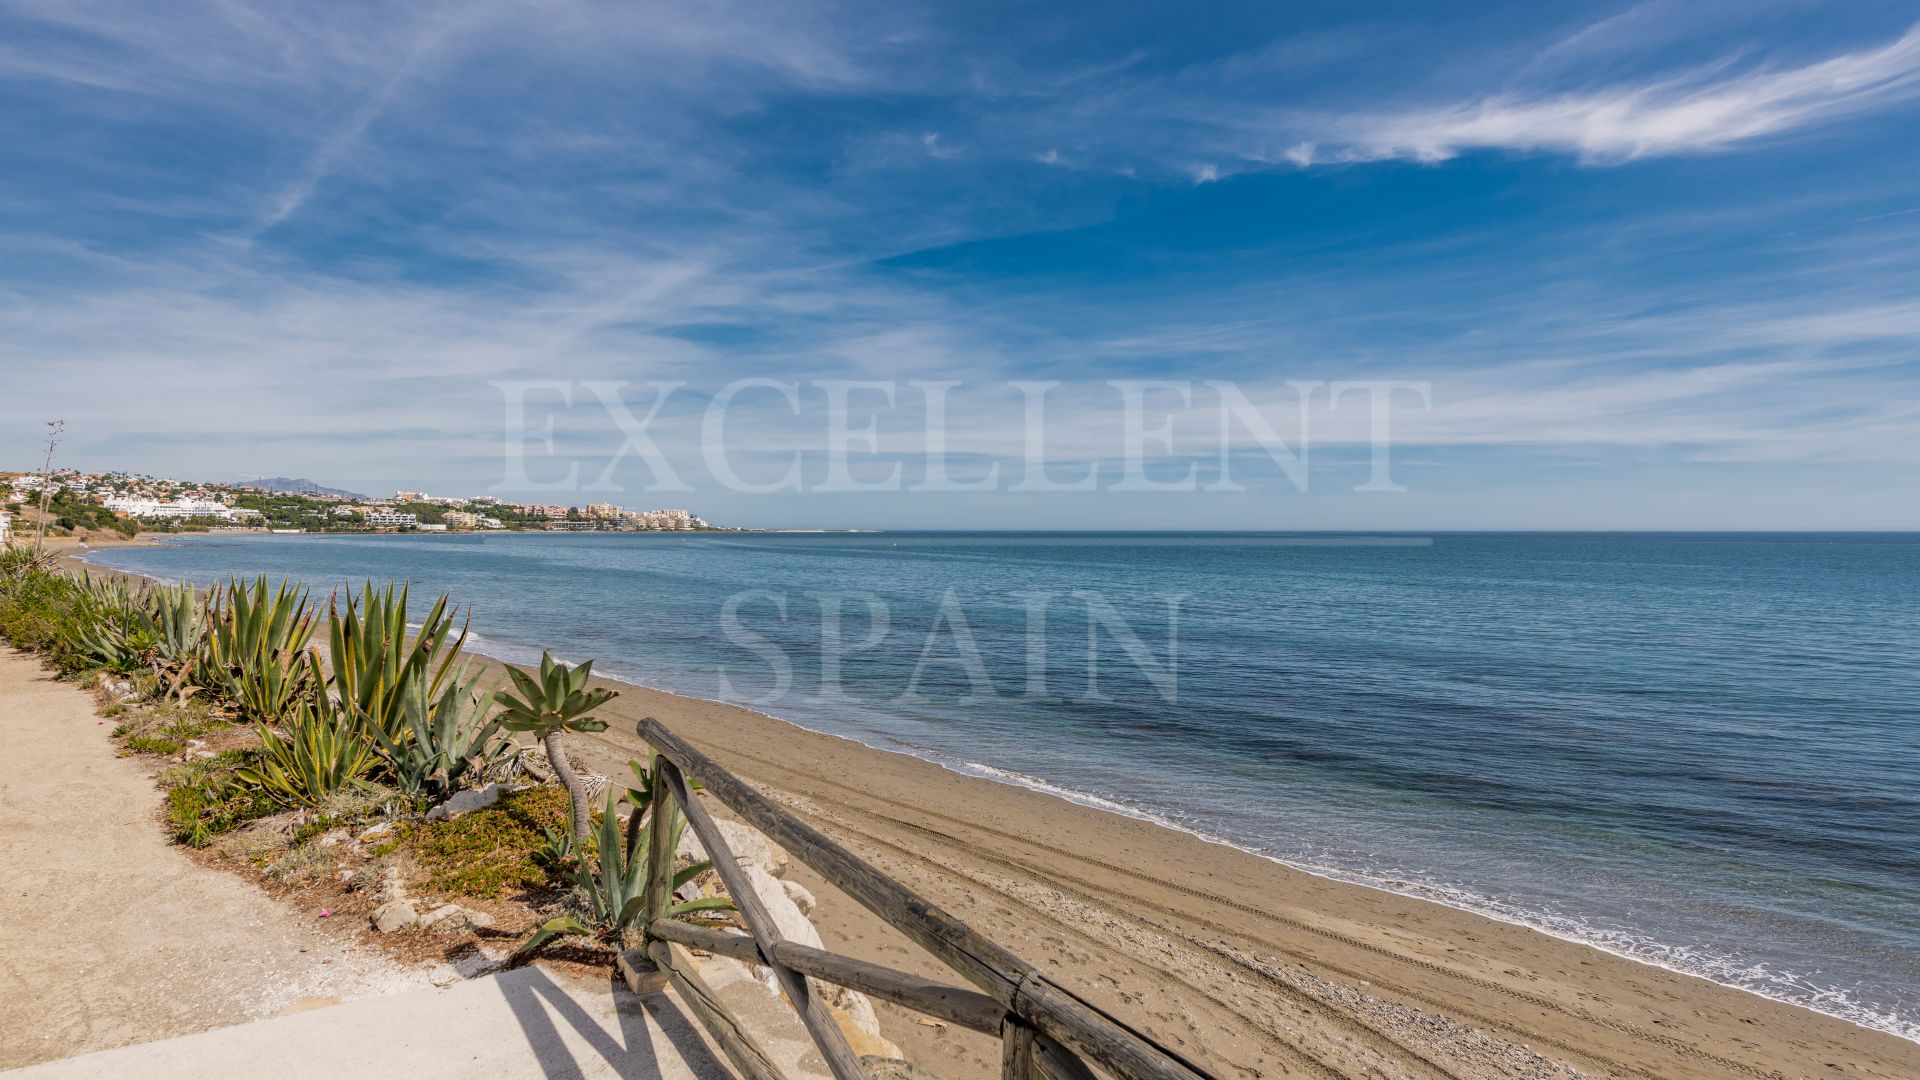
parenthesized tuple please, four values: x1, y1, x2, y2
(0, 646, 436, 1070)
(46, 547, 1920, 1078)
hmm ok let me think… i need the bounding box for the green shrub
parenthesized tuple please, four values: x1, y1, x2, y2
(124, 734, 184, 756)
(162, 778, 279, 847)
(516, 781, 732, 959)
(0, 565, 87, 663)
(411, 785, 574, 897)
(63, 574, 155, 674)
(327, 581, 471, 746)
(265, 843, 335, 883)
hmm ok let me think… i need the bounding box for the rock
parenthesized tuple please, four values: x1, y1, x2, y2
(371, 900, 418, 932)
(358, 822, 395, 842)
(379, 867, 408, 902)
(417, 903, 464, 929)
(828, 988, 890, 1054)
(673, 879, 704, 904)
(743, 864, 816, 949)
(730, 863, 890, 1047)
(780, 878, 816, 916)
(450, 946, 506, 978)
(417, 903, 496, 932)
(424, 783, 504, 822)
(861, 1057, 936, 1080)
(677, 817, 791, 877)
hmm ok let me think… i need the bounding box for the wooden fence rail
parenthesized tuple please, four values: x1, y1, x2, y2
(632, 717, 1214, 1080)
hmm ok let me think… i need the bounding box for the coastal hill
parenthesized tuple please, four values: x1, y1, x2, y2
(233, 477, 367, 500)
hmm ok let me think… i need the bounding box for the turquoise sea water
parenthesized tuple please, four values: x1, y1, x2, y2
(86, 531, 1920, 1039)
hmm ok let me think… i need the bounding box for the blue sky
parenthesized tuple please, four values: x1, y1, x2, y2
(2, 0, 1918, 528)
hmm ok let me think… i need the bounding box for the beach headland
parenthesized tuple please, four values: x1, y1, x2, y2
(53, 550, 1920, 1079)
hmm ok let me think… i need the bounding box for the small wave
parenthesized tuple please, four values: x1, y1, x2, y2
(923, 760, 1920, 1044)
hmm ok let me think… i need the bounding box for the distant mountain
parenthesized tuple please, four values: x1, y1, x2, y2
(236, 477, 367, 500)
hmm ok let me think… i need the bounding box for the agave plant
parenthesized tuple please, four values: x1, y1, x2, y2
(369, 667, 508, 801)
(0, 543, 58, 582)
(517, 783, 732, 958)
(327, 582, 471, 746)
(620, 758, 656, 861)
(203, 575, 319, 721)
(236, 697, 376, 807)
(64, 602, 156, 674)
(146, 581, 207, 700)
(61, 575, 210, 688)
(493, 652, 617, 840)
(74, 571, 140, 614)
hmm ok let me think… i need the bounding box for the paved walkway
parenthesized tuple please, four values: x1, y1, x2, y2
(9, 967, 730, 1080)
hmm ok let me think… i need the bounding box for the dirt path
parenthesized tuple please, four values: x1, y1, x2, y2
(0, 647, 434, 1070)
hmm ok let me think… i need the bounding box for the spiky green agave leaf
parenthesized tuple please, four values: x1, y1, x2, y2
(326, 582, 471, 746)
(491, 652, 616, 735)
(202, 575, 319, 721)
(235, 698, 375, 807)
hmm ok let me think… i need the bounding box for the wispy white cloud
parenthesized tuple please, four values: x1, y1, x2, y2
(3, 1, 1919, 524)
(1307, 23, 1920, 164)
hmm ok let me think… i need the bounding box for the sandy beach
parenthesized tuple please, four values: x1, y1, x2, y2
(48, 543, 1920, 1079)
(539, 667, 1920, 1080)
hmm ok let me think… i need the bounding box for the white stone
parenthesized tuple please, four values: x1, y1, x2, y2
(371, 900, 417, 933)
(379, 867, 408, 903)
(730, 864, 888, 1047)
(779, 878, 816, 916)
(676, 818, 790, 877)
(424, 783, 503, 822)
(417, 903, 464, 929)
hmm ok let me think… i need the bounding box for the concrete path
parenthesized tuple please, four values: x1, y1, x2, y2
(7, 967, 731, 1080)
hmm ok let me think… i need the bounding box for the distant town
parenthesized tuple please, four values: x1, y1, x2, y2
(0, 468, 738, 543)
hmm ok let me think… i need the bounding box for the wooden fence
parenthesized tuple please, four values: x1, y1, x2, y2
(629, 718, 1215, 1080)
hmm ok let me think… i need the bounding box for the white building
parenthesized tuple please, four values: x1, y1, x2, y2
(0, 510, 11, 546)
(102, 495, 240, 521)
(361, 511, 419, 529)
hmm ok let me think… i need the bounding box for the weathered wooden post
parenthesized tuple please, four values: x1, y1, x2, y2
(1003, 1018, 1038, 1080)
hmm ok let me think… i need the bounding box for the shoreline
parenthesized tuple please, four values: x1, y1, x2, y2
(560, 659, 1920, 1043)
(58, 539, 1920, 1077)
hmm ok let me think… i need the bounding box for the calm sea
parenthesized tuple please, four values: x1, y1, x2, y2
(86, 531, 1920, 1039)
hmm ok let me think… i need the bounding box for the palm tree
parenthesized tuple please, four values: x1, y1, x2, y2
(493, 652, 618, 839)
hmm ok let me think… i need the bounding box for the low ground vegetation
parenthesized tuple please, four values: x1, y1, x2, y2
(0, 546, 732, 967)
